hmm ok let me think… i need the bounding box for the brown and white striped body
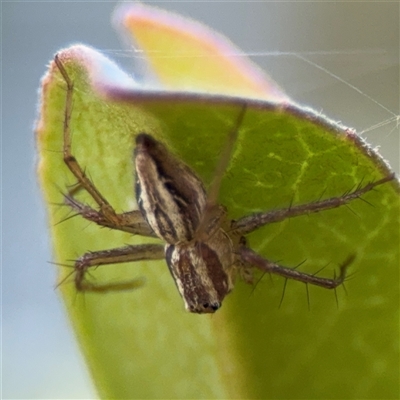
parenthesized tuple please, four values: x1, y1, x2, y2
(134, 133, 235, 313)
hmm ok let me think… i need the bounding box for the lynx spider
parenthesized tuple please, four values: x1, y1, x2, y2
(54, 55, 394, 314)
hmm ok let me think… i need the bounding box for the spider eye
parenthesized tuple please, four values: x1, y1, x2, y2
(204, 302, 220, 312)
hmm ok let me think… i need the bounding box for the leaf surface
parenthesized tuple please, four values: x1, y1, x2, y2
(114, 3, 287, 102)
(36, 6, 399, 399)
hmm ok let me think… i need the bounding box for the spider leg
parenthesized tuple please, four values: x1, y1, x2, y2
(239, 246, 353, 289)
(205, 104, 247, 209)
(54, 54, 126, 227)
(71, 243, 165, 292)
(195, 104, 247, 240)
(64, 193, 156, 237)
(231, 173, 395, 236)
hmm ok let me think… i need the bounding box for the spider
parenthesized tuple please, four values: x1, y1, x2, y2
(54, 54, 395, 314)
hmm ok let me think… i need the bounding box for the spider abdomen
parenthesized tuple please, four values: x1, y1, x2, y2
(134, 133, 207, 244)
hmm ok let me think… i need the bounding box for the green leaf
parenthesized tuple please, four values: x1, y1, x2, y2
(114, 2, 287, 101)
(36, 7, 399, 400)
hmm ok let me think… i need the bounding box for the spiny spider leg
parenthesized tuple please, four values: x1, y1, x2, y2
(195, 104, 247, 240)
(73, 243, 164, 292)
(55, 55, 163, 293)
(231, 173, 395, 236)
(239, 247, 354, 289)
(205, 104, 247, 208)
(55, 55, 155, 237)
(55, 54, 123, 226)
(64, 193, 156, 237)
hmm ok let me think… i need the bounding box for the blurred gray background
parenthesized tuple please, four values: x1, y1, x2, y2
(3, 1, 399, 398)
